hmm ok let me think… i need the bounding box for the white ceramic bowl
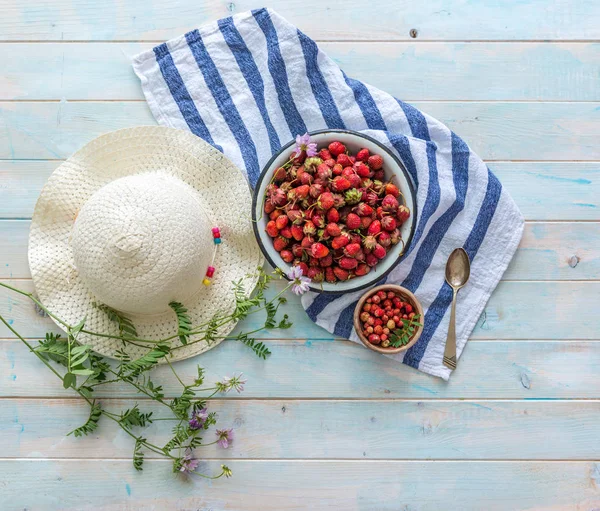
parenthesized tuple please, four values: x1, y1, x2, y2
(252, 129, 417, 294)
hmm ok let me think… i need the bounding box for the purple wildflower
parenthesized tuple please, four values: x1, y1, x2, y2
(216, 428, 234, 449)
(287, 265, 311, 295)
(221, 373, 247, 394)
(294, 133, 318, 158)
(189, 407, 209, 430)
(178, 452, 200, 474)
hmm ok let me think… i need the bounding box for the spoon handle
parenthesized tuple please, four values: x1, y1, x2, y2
(443, 288, 458, 370)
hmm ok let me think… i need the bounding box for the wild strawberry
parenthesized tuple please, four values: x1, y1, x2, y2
(333, 266, 350, 281)
(354, 203, 373, 217)
(266, 220, 279, 238)
(354, 162, 370, 178)
(264, 200, 276, 214)
(309, 183, 323, 199)
(309, 256, 320, 267)
(344, 243, 361, 258)
(297, 169, 313, 185)
(366, 253, 378, 267)
(280, 226, 292, 239)
(319, 253, 333, 267)
(311, 242, 330, 259)
(312, 213, 325, 228)
(373, 170, 385, 181)
(292, 149, 307, 165)
(332, 163, 343, 176)
(332, 194, 346, 208)
(307, 266, 324, 282)
(268, 186, 287, 206)
(332, 176, 351, 192)
(379, 231, 391, 248)
(324, 158, 336, 168)
(372, 180, 385, 195)
(273, 166, 287, 181)
(384, 182, 399, 197)
(356, 148, 370, 162)
(328, 141, 346, 157)
(275, 215, 289, 230)
(382, 194, 399, 212)
(373, 243, 387, 259)
(303, 221, 316, 236)
(390, 228, 401, 245)
(325, 266, 337, 283)
(273, 236, 288, 252)
(295, 185, 310, 199)
(301, 235, 315, 249)
(376, 206, 385, 219)
(339, 256, 358, 270)
(345, 188, 362, 205)
(367, 154, 383, 170)
(291, 225, 304, 241)
(362, 235, 378, 251)
(326, 223, 342, 237)
(280, 250, 294, 263)
(348, 174, 362, 189)
(319, 148, 332, 160)
(317, 192, 335, 210)
(350, 233, 362, 245)
(327, 208, 340, 223)
(361, 178, 373, 189)
(342, 166, 355, 179)
(270, 210, 283, 222)
(381, 215, 397, 232)
(337, 153, 352, 167)
(295, 261, 309, 275)
(317, 163, 332, 180)
(287, 209, 303, 225)
(368, 220, 381, 235)
(346, 213, 361, 230)
(365, 191, 379, 206)
(360, 216, 373, 229)
(349, 155, 356, 164)
(291, 243, 304, 258)
(397, 205, 410, 223)
(355, 263, 370, 276)
(303, 157, 321, 173)
(331, 233, 350, 250)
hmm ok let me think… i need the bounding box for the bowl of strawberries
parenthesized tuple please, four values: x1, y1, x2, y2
(252, 130, 417, 293)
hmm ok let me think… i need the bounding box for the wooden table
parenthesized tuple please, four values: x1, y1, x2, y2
(1, 2, 599, 509)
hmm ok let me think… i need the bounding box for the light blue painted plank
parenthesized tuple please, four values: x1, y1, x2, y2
(2, 0, 600, 41)
(0, 459, 597, 510)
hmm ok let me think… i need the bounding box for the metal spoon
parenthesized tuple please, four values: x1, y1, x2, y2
(443, 248, 471, 370)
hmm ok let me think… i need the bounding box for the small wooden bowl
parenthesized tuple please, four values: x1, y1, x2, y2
(354, 284, 424, 354)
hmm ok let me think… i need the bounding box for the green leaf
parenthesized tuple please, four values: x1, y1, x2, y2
(71, 368, 95, 376)
(68, 402, 101, 437)
(119, 405, 153, 428)
(63, 372, 76, 389)
(94, 303, 138, 339)
(133, 437, 145, 471)
(70, 317, 86, 338)
(169, 301, 192, 345)
(236, 333, 271, 359)
(121, 343, 171, 378)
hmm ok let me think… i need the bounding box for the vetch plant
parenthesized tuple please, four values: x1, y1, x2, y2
(0, 267, 307, 479)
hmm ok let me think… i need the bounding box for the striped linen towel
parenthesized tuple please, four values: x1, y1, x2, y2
(132, 8, 524, 379)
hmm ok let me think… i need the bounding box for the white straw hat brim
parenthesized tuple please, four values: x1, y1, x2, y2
(28, 126, 262, 361)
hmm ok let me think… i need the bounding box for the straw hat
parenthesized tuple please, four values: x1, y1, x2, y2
(29, 126, 262, 361)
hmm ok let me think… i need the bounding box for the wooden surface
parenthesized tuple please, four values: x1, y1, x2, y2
(1, 1, 599, 509)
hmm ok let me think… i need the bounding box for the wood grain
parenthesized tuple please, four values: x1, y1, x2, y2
(1, 0, 599, 41)
(0, 459, 598, 510)
(3, 42, 600, 101)
(2, 340, 599, 399)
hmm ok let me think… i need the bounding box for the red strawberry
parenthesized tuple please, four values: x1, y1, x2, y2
(397, 205, 410, 223)
(331, 233, 350, 250)
(301, 235, 315, 249)
(275, 215, 289, 230)
(292, 150, 307, 165)
(295, 185, 310, 199)
(312, 213, 325, 228)
(266, 220, 279, 238)
(348, 174, 362, 189)
(303, 220, 316, 236)
(365, 191, 379, 206)
(332, 176, 351, 192)
(264, 200, 275, 214)
(339, 256, 358, 270)
(317, 163, 332, 180)
(362, 235, 378, 251)
(280, 250, 294, 263)
(326, 223, 342, 237)
(291, 225, 304, 241)
(384, 182, 399, 197)
(382, 194, 399, 212)
(368, 220, 381, 235)
(333, 266, 350, 281)
(346, 213, 361, 230)
(332, 163, 343, 176)
(337, 153, 352, 167)
(311, 242, 330, 259)
(356, 148, 370, 162)
(309, 183, 323, 199)
(349, 155, 356, 164)
(291, 243, 304, 257)
(324, 158, 336, 168)
(332, 194, 346, 208)
(307, 266, 324, 283)
(361, 178, 373, 189)
(269, 210, 283, 221)
(373, 243, 387, 259)
(367, 154, 384, 170)
(317, 192, 335, 210)
(287, 209, 304, 224)
(342, 167, 355, 179)
(376, 206, 385, 219)
(355, 162, 370, 178)
(309, 256, 320, 267)
(325, 266, 337, 283)
(319, 253, 333, 267)
(273, 236, 288, 252)
(366, 253, 379, 267)
(268, 186, 287, 206)
(381, 215, 397, 232)
(360, 215, 373, 229)
(326, 208, 340, 223)
(295, 261, 309, 276)
(298, 170, 313, 185)
(354, 203, 373, 216)
(273, 166, 287, 181)
(328, 141, 346, 157)
(344, 243, 361, 258)
(379, 231, 392, 247)
(319, 148, 332, 160)
(355, 263, 370, 276)
(390, 228, 401, 245)
(350, 233, 362, 245)
(373, 170, 385, 181)
(279, 226, 292, 239)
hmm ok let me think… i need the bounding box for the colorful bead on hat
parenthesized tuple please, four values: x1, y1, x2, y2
(203, 228, 221, 286)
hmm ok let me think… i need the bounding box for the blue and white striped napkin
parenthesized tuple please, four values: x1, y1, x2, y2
(132, 8, 523, 379)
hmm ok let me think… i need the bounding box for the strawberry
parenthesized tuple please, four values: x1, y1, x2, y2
(292, 150, 307, 165)
(317, 192, 335, 210)
(345, 188, 362, 205)
(355, 162, 370, 178)
(303, 220, 316, 236)
(317, 163, 332, 180)
(303, 158, 321, 173)
(372, 180, 385, 195)
(365, 191, 379, 206)
(273, 236, 288, 252)
(362, 235, 378, 251)
(397, 205, 410, 223)
(326, 208, 340, 223)
(373, 243, 387, 259)
(319, 253, 333, 267)
(368, 220, 381, 235)
(307, 266, 324, 282)
(270, 210, 283, 222)
(350, 233, 362, 245)
(301, 235, 315, 249)
(325, 266, 337, 283)
(296, 261, 310, 275)
(390, 228, 401, 245)
(331, 234, 350, 250)
(268, 186, 287, 206)
(367, 154, 384, 170)
(309, 256, 320, 267)
(332, 194, 346, 208)
(287, 209, 304, 224)
(332, 163, 344, 176)
(324, 158, 336, 168)
(384, 182, 399, 197)
(326, 223, 342, 237)
(266, 220, 279, 238)
(333, 266, 350, 281)
(355, 263, 370, 276)
(348, 174, 362, 189)
(291, 225, 304, 241)
(379, 231, 391, 247)
(344, 243, 361, 258)
(309, 183, 324, 199)
(366, 253, 379, 267)
(311, 242, 330, 259)
(336, 153, 352, 167)
(275, 215, 289, 230)
(295, 185, 310, 199)
(356, 148, 370, 162)
(373, 170, 385, 181)
(298, 170, 313, 185)
(354, 203, 373, 217)
(346, 213, 361, 230)
(342, 166, 355, 179)
(291, 243, 304, 257)
(328, 141, 346, 157)
(264, 200, 275, 214)
(279, 226, 292, 239)
(280, 250, 294, 263)
(332, 176, 351, 192)
(376, 206, 385, 219)
(382, 194, 399, 212)
(360, 215, 373, 229)
(312, 213, 325, 228)
(273, 166, 287, 181)
(319, 148, 332, 160)
(361, 178, 373, 189)
(381, 215, 397, 232)
(339, 256, 358, 270)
